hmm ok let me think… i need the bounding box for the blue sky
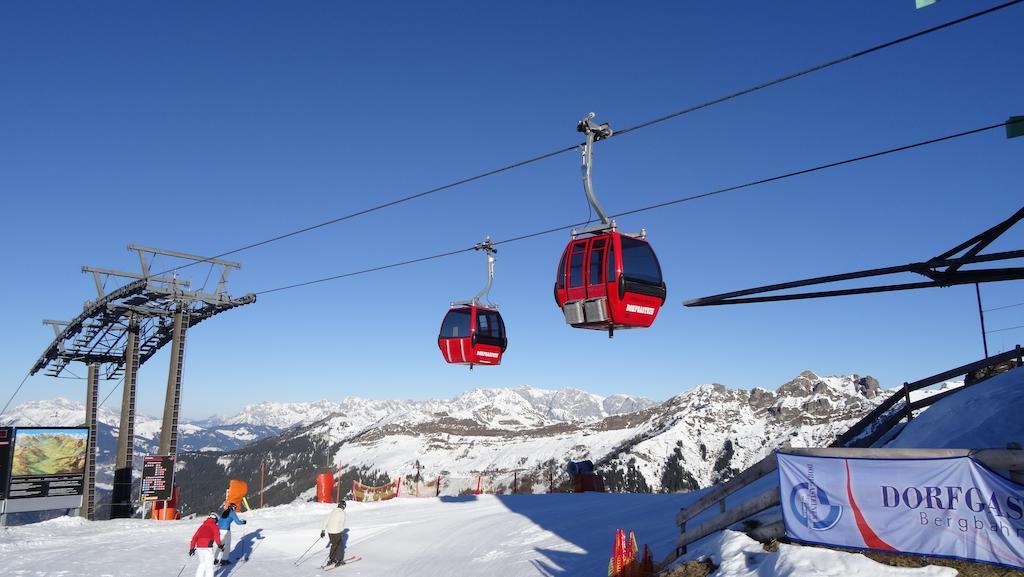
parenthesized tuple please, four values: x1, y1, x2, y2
(1, 2, 1022, 420)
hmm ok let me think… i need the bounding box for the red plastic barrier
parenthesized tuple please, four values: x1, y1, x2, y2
(316, 472, 335, 503)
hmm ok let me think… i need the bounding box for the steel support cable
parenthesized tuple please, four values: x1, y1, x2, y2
(155, 0, 1023, 278)
(612, 0, 1024, 138)
(255, 247, 476, 295)
(0, 373, 32, 418)
(253, 119, 1014, 296)
(0, 373, 125, 418)
(986, 324, 1024, 334)
(984, 301, 1024, 313)
(98, 376, 127, 409)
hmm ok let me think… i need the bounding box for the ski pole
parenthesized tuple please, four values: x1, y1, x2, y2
(175, 564, 185, 577)
(293, 535, 323, 566)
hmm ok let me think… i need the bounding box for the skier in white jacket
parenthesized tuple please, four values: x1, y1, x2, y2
(320, 501, 347, 567)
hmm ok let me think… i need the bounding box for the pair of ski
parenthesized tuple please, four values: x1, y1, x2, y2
(320, 556, 362, 571)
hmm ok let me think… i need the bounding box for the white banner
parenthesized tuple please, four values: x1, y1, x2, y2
(778, 453, 1024, 569)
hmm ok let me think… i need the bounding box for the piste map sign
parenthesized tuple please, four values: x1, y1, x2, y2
(779, 452, 1024, 569)
(141, 455, 175, 501)
(4, 427, 88, 513)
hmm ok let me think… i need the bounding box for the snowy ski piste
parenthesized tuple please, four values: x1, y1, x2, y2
(0, 493, 690, 577)
(1, 492, 964, 577)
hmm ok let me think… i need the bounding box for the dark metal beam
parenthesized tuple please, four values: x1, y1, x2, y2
(685, 207, 1024, 307)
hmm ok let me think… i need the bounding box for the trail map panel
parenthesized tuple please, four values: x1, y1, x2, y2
(141, 455, 174, 501)
(5, 427, 88, 513)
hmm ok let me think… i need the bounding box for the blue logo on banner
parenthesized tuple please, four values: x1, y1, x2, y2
(790, 482, 843, 530)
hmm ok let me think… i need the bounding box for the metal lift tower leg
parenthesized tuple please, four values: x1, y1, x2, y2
(111, 316, 140, 519)
(81, 364, 98, 521)
(159, 308, 187, 457)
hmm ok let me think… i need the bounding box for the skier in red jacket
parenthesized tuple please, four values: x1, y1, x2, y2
(189, 513, 224, 577)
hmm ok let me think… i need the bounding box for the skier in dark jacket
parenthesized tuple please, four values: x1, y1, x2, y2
(320, 500, 347, 567)
(189, 513, 224, 577)
(214, 502, 247, 565)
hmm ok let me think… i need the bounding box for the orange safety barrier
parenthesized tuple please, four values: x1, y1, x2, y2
(225, 479, 248, 509)
(316, 472, 335, 503)
(152, 486, 181, 520)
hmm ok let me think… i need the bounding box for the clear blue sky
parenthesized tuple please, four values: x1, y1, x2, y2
(1, 1, 1022, 420)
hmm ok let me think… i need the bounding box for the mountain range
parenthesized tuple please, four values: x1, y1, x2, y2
(1, 373, 890, 518)
(170, 371, 888, 514)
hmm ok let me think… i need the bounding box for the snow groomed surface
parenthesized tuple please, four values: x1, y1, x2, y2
(0, 493, 696, 577)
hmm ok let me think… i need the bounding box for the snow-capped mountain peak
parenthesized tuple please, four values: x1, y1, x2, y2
(0, 397, 122, 428)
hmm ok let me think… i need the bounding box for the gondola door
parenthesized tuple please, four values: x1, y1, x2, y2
(584, 236, 610, 323)
(438, 307, 474, 364)
(560, 239, 589, 325)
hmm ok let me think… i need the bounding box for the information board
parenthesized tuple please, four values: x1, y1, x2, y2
(4, 427, 87, 514)
(141, 455, 175, 501)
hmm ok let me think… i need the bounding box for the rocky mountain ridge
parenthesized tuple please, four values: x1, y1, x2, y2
(174, 371, 889, 514)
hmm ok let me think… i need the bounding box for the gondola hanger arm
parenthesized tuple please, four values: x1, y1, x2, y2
(573, 113, 617, 238)
(454, 237, 498, 308)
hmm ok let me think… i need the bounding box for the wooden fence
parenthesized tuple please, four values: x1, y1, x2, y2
(664, 346, 1022, 567)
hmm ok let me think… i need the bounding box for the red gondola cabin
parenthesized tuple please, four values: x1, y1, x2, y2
(438, 305, 507, 366)
(554, 231, 666, 333)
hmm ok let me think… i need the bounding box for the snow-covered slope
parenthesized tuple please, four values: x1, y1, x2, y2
(688, 530, 954, 577)
(887, 366, 1024, 449)
(0, 494, 955, 577)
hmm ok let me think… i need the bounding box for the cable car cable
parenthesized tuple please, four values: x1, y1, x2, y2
(0, 372, 32, 418)
(493, 120, 1012, 246)
(612, 0, 1024, 139)
(150, 0, 1022, 278)
(255, 246, 476, 295)
(252, 118, 1014, 296)
(985, 324, 1024, 335)
(984, 301, 1024, 313)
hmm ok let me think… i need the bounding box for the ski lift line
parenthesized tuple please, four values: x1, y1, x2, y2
(984, 301, 1024, 313)
(493, 119, 1014, 247)
(0, 372, 31, 418)
(98, 376, 127, 410)
(614, 0, 1024, 139)
(606, 121, 1014, 222)
(252, 118, 1013, 297)
(254, 247, 476, 295)
(986, 324, 1024, 334)
(151, 145, 577, 279)
(146, 1, 1023, 279)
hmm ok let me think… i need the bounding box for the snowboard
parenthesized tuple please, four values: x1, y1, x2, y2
(321, 556, 361, 570)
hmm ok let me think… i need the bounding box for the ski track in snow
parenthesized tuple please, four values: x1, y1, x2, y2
(0, 494, 697, 577)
